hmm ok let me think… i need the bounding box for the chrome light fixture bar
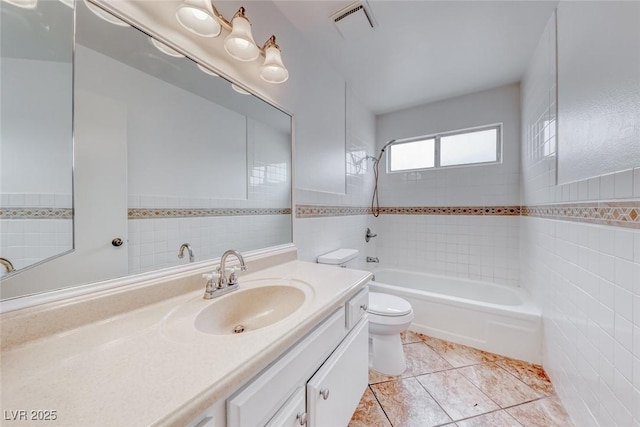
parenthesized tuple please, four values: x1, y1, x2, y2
(175, 1, 289, 84)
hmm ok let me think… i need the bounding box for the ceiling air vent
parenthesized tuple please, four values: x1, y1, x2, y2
(331, 1, 376, 40)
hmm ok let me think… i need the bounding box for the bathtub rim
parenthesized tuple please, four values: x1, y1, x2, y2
(367, 273, 540, 322)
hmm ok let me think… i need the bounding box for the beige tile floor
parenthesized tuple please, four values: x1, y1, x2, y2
(349, 331, 573, 427)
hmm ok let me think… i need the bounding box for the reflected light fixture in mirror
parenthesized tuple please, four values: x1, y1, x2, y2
(83, 0, 130, 27)
(231, 84, 250, 95)
(3, 0, 37, 8)
(197, 63, 219, 77)
(174, 1, 289, 83)
(150, 37, 186, 58)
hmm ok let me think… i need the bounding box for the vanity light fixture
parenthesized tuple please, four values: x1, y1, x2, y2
(223, 7, 259, 61)
(175, 0, 220, 37)
(259, 35, 289, 84)
(175, 1, 289, 83)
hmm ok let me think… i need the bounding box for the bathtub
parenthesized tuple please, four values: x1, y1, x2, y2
(368, 268, 542, 364)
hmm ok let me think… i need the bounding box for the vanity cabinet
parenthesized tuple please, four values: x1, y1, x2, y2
(223, 288, 369, 427)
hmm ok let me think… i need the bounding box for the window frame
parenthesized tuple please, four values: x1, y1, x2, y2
(386, 123, 503, 173)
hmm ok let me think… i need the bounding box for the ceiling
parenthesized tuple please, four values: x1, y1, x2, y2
(273, 0, 558, 115)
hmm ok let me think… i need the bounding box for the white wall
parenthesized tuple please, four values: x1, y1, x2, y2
(294, 88, 377, 267)
(373, 84, 521, 286)
(520, 4, 640, 427)
(556, 2, 640, 184)
(376, 83, 521, 207)
(77, 45, 248, 201)
(0, 58, 72, 196)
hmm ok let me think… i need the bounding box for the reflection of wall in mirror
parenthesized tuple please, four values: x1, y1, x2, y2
(76, 44, 291, 275)
(0, 58, 73, 276)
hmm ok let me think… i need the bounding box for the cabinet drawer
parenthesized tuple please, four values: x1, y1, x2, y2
(345, 287, 369, 330)
(227, 308, 345, 427)
(306, 317, 369, 427)
(265, 387, 305, 427)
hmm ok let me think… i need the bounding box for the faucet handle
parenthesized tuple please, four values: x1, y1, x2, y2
(202, 272, 222, 289)
(227, 266, 241, 285)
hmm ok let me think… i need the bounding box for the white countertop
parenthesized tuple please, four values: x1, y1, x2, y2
(0, 260, 371, 426)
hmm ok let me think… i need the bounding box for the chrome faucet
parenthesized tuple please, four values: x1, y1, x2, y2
(0, 257, 14, 273)
(178, 243, 195, 263)
(203, 249, 248, 299)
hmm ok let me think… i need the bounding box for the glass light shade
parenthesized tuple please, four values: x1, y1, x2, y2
(175, 0, 220, 37)
(4, 0, 37, 9)
(150, 38, 185, 58)
(224, 11, 259, 62)
(260, 44, 289, 84)
(83, 0, 130, 27)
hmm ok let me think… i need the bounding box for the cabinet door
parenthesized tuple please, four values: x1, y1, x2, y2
(228, 309, 345, 427)
(306, 317, 368, 427)
(266, 387, 306, 427)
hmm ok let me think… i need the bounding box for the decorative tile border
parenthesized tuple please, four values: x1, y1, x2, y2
(522, 201, 640, 229)
(296, 205, 521, 218)
(0, 208, 73, 219)
(378, 206, 521, 216)
(128, 207, 291, 219)
(296, 205, 370, 218)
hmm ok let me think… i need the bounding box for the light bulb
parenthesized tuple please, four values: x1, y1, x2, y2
(224, 8, 259, 62)
(259, 36, 289, 84)
(175, 0, 220, 37)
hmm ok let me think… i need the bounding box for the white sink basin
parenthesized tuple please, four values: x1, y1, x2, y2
(194, 284, 306, 335)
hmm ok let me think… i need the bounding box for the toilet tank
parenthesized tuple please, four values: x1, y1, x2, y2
(317, 249, 359, 268)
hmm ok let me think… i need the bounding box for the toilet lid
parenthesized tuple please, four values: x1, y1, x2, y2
(368, 292, 412, 316)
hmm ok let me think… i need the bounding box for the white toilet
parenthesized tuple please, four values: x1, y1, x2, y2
(317, 249, 414, 375)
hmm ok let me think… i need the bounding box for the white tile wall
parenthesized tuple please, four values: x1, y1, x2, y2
(521, 7, 640, 427)
(295, 213, 375, 270)
(128, 214, 291, 274)
(521, 218, 640, 427)
(1, 192, 72, 208)
(0, 192, 74, 278)
(375, 214, 520, 286)
(0, 218, 73, 277)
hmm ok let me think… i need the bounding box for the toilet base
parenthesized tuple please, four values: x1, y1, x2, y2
(369, 332, 406, 375)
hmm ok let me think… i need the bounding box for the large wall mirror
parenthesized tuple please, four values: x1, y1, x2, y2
(0, 0, 292, 301)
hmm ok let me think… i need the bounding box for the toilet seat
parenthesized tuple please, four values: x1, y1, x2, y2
(368, 292, 412, 317)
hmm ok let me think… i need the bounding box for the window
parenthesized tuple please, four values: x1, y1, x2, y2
(388, 124, 501, 172)
(389, 138, 435, 171)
